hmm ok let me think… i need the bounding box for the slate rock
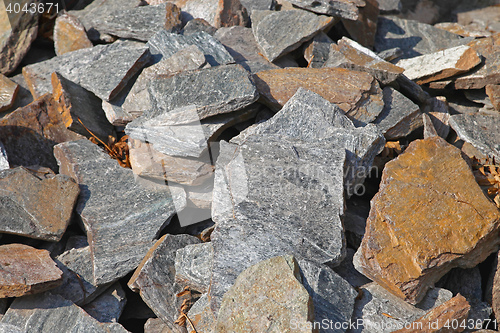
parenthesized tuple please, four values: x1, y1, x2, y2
(215, 255, 314, 333)
(0, 94, 82, 172)
(354, 137, 500, 304)
(0, 74, 19, 112)
(0, 323, 22, 333)
(53, 12, 93, 56)
(378, 0, 401, 13)
(422, 113, 438, 139)
(303, 31, 335, 68)
(373, 87, 421, 140)
(348, 283, 453, 333)
(186, 293, 216, 333)
(23, 40, 150, 101)
(397, 45, 481, 85)
(172, 0, 219, 26)
(374, 16, 471, 60)
(54, 139, 186, 285)
(486, 84, 500, 111)
(0, 166, 79, 241)
(287, 0, 362, 20)
(422, 96, 450, 139)
(147, 30, 234, 66)
(174, 242, 213, 293)
(0, 244, 63, 298)
(51, 72, 114, 142)
(239, 0, 276, 14)
(82, 282, 127, 323)
(0, 0, 40, 75)
(252, 9, 336, 62)
(332, 248, 371, 288)
(1, 292, 128, 332)
(164, 2, 183, 33)
(0, 142, 8, 171)
(434, 22, 491, 39)
(3, 73, 33, 115)
(214, 0, 250, 28)
(128, 234, 200, 331)
(341, 0, 379, 49)
(449, 113, 500, 161)
(144, 318, 171, 333)
(182, 18, 217, 36)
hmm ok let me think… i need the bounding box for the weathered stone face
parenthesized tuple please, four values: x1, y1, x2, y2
(0, 73, 19, 112)
(53, 12, 93, 56)
(354, 136, 500, 304)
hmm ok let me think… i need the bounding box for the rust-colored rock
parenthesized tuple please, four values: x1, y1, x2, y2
(393, 294, 470, 333)
(53, 12, 93, 56)
(0, 244, 63, 298)
(0, 73, 19, 112)
(354, 136, 500, 305)
(342, 0, 379, 49)
(486, 84, 500, 111)
(214, 0, 249, 28)
(0, 94, 83, 171)
(164, 2, 183, 32)
(253, 67, 383, 123)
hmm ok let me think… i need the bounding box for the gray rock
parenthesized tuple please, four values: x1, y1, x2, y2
(174, 243, 214, 293)
(3, 73, 33, 114)
(122, 45, 207, 117)
(0, 142, 8, 171)
(82, 283, 127, 323)
(54, 139, 186, 285)
(0, 74, 19, 112)
(0, 323, 23, 333)
(144, 318, 171, 333)
(423, 113, 438, 139)
(139, 64, 257, 124)
(173, 0, 219, 26)
(23, 40, 150, 101)
(374, 16, 471, 60)
(240, 0, 275, 13)
(182, 18, 217, 36)
(186, 293, 215, 333)
(395, 74, 431, 105)
(304, 31, 335, 68)
(422, 97, 451, 139)
(1, 293, 128, 333)
(128, 234, 201, 331)
(287, 0, 361, 20)
(332, 248, 371, 289)
(210, 134, 346, 312)
(378, 0, 401, 13)
(347, 283, 453, 333)
(449, 113, 500, 161)
(373, 87, 422, 140)
(252, 9, 336, 62)
(85, 4, 171, 41)
(147, 30, 234, 66)
(298, 259, 357, 332)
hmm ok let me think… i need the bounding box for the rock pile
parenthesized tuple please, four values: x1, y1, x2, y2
(1, 0, 500, 332)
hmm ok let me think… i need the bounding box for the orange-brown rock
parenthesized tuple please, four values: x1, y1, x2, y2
(53, 12, 93, 56)
(214, 0, 249, 28)
(342, 0, 379, 49)
(0, 94, 82, 171)
(0, 244, 63, 298)
(164, 2, 183, 32)
(354, 136, 500, 304)
(393, 294, 470, 333)
(0, 73, 19, 112)
(486, 84, 500, 111)
(253, 67, 384, 124)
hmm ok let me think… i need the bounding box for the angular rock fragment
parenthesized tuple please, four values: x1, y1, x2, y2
(53, 12, 93, 56)
(252, 9, 336, 61)
(82, 283, 127, 323)
(373, 87, 422, 140)
(147, 30, 234, 66)
(4, 74, 33, 114)
(0, 0, 40, 75)
(172, 0, 219, 26)
(341, 0, 379, 48)
(354, 137, 500, 304)
(0, 74, 19, 112)
(397, 45, 481, 84)
(215, 255, 314, 332)
(214, 0, 249, 28)
(174, 243, 213, 293)
(287, 0, 362, 20)
(0, 167, 79, 241)
(449, 113, 500, 161)
(187, 294, 216, 333)
(239, 0, 275, 14)
(422, 96, 450, 139)
(0, 94, 82, 171)
(51, 72, 114, 142)
(324, 37, 404, 85)
(486, 84, 500, 111)
(165, 2, 183, 33)
(54, 139, 186, 285)
(0, 244, 63, 298)
(303, 31, 335, 68)
(374, 16, 470, 59)
(1, 293, 128, 332)
(0, 142, 8, 171)
(182, 18, 217, 36)
(144, 318, 172, 333)
(422, 113, 438, 139)
(128, 234, 200, 331)
(23, 40, 150, 101)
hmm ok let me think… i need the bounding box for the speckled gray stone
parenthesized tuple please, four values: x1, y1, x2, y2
(332, 248, 371, 288)
(449, 113, 500, 161)
(148, 30, 234, 66)
(23, 40, 150, 101)
(373, 87, 422, 140)
(82, 282, 127, 323)
(239, 0, 275, 13)
(54, 139, 186, 285)
(287, 0, 361, 19)
(0, 323, 23, 333)
(304, 31, 335, 68)
(0, 142, 8, 171)
(174, 243, 213, 293)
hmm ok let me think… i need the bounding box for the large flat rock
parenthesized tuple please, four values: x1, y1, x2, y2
(251, 9, 336, 61)
(54, 139, 186, 285)
(0, 167, 79, 241)
(0, 244, 63, 298)
(354, 137, 500, 304)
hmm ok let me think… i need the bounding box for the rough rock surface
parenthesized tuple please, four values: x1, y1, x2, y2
(174, 243, 213, 293)
(54, 139, 186, 285)
(0, 244, 63, 298)
(287, 0, 362, 20)
(486, 84, 500, 111)
(251, 9, 336, 61)
(239, 0, 275, 14)
(449, 113, 500, 161)
(214, 0, 249, 28)
(172, 0, 219, 26)
(342, 0, 379, 49)
(53, 12, 93, 56)
(215, 255, 314, 333)
(0, 74, 19, 112)
(304, 31, 335, 68)
(0, 167, 79, 241)
(354, 136, 500, 304)
(82, 282, 127, 323)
